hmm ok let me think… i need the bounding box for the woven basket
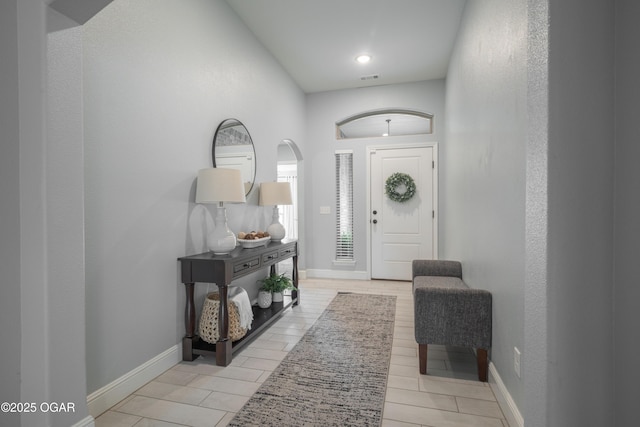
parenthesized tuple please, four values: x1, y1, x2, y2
(199, 292, 247, 343)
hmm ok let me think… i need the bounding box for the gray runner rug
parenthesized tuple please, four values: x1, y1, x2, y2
(229, 293, 397, 427)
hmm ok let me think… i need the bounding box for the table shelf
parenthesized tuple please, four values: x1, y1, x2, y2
(189, 296, 296, 359)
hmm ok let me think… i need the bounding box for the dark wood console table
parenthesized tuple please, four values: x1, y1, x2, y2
(178, 239, 298, 366)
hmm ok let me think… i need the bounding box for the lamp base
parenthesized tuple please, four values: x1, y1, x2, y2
(207, 205, 237, 254)
(207, 231, 236, 254)
(267, 206, 286, 241)
(267, 222, 286, 242)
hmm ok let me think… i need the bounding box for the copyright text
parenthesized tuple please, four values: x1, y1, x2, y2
(1, 402, 76, 413)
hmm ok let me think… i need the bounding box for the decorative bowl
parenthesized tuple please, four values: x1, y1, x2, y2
(237, 236, 271, 248)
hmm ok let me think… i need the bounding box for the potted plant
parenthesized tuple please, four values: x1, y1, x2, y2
(259, 273, 294, 303)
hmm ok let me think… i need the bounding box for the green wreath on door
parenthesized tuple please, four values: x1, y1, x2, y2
(385, 172, 416, 203)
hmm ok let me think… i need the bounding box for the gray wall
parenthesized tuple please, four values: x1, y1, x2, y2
(614, 1, 640, 425)
(1, 1, 99, 426)
(0, 1, 22, 426)
(304, 80, 445, 275)
(46, 21, 90, 427)
(82, 0, 306, 393)
(524, 0, 550, 424)
(446, 0, 621, 425)
(2, 1, 305, 423)
(443, 0, 527, 413)
(546, 0, 615, 425)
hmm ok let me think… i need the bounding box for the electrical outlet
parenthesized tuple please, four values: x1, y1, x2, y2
(514, 347, 521, 378)
(319, 206, 331, 215)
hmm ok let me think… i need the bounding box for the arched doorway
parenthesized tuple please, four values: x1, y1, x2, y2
(276, 139, 302, 278)
(276, 139, 303, 239)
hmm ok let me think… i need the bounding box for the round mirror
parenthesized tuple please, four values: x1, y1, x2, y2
(212, 119, 256, 196)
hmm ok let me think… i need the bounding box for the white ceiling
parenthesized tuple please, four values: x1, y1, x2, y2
(225, 0, 467, 94)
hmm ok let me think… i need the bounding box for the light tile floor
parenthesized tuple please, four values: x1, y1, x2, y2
(95, 278, 510, 427)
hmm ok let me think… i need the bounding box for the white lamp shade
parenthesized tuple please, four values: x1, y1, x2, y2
(259, 182, 292, 206)
(196, 168, 246, 204)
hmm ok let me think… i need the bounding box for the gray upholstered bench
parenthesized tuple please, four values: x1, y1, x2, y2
(412, 260, 492, 382)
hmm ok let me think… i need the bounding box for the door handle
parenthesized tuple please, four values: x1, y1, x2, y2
(372, 210, 377, 215)
(372, 219, 378, 224)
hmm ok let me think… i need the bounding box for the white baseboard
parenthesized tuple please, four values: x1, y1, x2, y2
(71, 415, 95, 427)
(87, 344, 181, 418)
(305, 268, 368, 281)
(489, 362, 524, 427)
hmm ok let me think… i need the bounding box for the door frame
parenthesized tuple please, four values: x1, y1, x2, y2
(366, 141, 439, 279)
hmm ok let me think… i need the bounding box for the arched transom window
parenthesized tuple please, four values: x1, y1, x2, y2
(336, 108, 433, 139)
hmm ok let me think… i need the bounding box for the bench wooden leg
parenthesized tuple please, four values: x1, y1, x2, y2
(419, 343, 428, 374)
(477, 348, 488, 382)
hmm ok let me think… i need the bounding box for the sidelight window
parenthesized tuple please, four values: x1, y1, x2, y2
(335, 151, 354, 260)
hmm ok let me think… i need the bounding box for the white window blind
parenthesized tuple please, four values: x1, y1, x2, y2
(335, 151, 354, 260)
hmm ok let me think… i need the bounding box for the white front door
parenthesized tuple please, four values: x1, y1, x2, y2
(370, 145, 436, 280)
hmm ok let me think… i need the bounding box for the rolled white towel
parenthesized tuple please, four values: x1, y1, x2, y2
(228, 286, 253, 330)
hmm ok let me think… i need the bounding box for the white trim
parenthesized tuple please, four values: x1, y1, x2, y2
(305, 268, 368, 281)
(332, 259, 356, 267)
(489, 362, 524, 427)
(334, 148, 354, 154)
(71, 415, 95, 427)
(87, 345, 181, 418)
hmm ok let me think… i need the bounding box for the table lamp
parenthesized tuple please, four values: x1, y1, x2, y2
(196, 168, 246, 254)
(259, 182, 292, 242)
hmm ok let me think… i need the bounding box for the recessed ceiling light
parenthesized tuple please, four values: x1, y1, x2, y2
(355, 54, 372, 64)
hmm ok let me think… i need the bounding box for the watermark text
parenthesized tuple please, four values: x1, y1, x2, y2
(1, 402, 76, 413)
